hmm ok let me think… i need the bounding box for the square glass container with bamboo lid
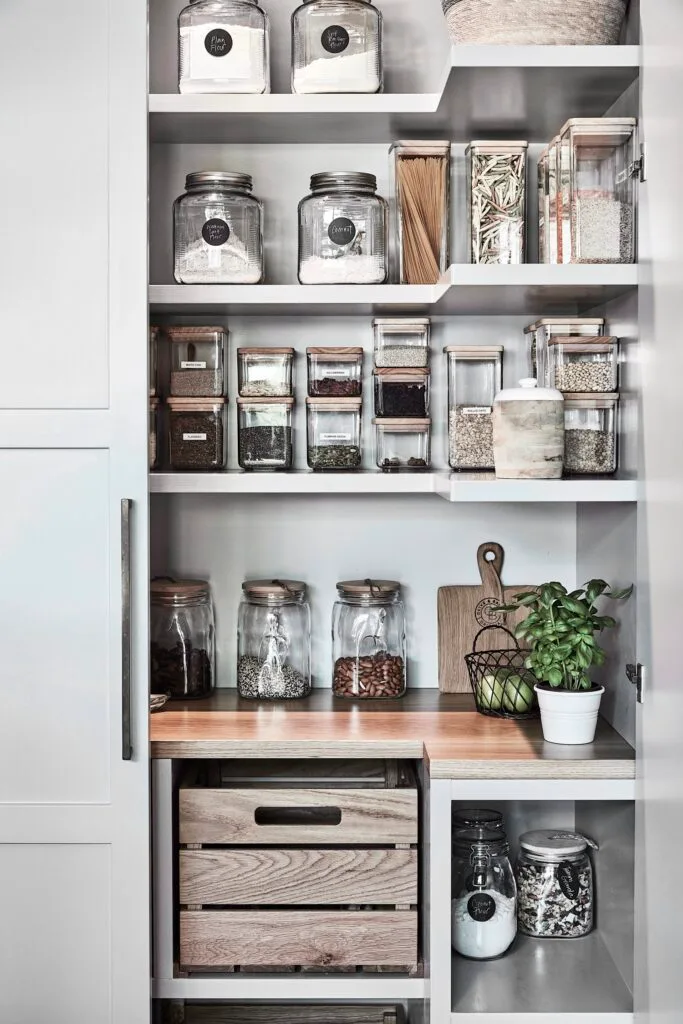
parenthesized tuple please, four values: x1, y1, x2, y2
(547, 337, 618, 393)
(306, 346, 363, 398)
(524, 317, 605, 384)
(237, 347, 294, 398)
(306, 397, 362, 472)
(444, 346, 503, 471)
(390, 140, 451, 284)
(373, 317, 431, 368)
(164, 325, 228, 398)
(563, 393, 619, 475)
(374, 367, 430, 418)
(374, 417, 431, 472)
(466, 141, 528, 265)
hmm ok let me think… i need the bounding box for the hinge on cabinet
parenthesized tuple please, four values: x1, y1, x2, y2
(626, 663, 645, 703)
(617, 143, 646, 186)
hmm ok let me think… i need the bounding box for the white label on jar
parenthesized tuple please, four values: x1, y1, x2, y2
(462, 406, 492, 415)
(182, 432, 208, 441)
(320, 432, 352, 442)
(180, 361, 208, 369)
(186, 23, 263, 82)
(319, 368, 351, 378)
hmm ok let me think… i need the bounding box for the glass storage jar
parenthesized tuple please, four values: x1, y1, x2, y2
(307, 346, 363, 397)
(467, 141, 528, 264)
(332, 579, 406, 698)
(151, 578, 215, 699)
(563, 394, 618, 475)
(307, 397, 362, 470)
(178, 0, 270, 95)
(237, 397, 294, 470)
(237, 579, 311, 699)
(524, 317, 605, 387)
(548, 337, 618, 393)
(150, 326, 159, 396)
(237, 347, 294, 397)
(298, 172, 388, 285)
(374, 418, 431, 472)
(291, 0, 382, 95)
(537, 144, 550, 264)
(559, 117, 638, 264)
(166, 325, 227, 397)
(174, 171, 264, 284)
(374, 318, 431, 368)
(517, 829, 595, 938)
(149, 397, 160, 470)
(547, 135, 560, 265)
(445, 346, 503, 471)
(452, 828, 517, 960)
(391, 140, 451, 283)
(167, 397, 226, 471)
(374, 368, 430, 418)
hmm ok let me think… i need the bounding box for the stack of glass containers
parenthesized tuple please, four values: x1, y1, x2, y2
(524, 317, 605, 386)
(237, 579, 311, 699)
(373, 319, 431, 469)
(291, 0, 383, 94)
(445, 346, 503, 471)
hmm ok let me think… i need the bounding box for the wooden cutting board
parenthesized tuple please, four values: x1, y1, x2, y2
(438, 542, 534, 693)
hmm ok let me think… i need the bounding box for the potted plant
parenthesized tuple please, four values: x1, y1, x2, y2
(498, 579, 632, 745)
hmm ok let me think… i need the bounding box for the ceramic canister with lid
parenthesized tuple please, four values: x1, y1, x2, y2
(492, 378, 564, 479)
(516, 829, 596, 938)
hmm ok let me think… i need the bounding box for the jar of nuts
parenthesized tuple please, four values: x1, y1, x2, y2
(332, 579, 406, 699)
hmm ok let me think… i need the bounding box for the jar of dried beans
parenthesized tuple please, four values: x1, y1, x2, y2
(237, 579, 311, 699)
(166, 325, 227, 397)
(306, 397, 362, 470)
(291, 0, 383, 95)
(548, 337, 618, 393)
(517, 829, 596, 939)
(332, 579, 406, 698)
(467, 141, 528, 264)
(307, 346, 363, 397)
(167, 397, 227, 471)
(178, 0, 270, 95)
(151, 578, 215, 700)
(445, 346, 502, 471)
(563, 394, 618, 475)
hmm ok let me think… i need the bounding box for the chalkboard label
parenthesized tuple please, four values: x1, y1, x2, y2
(205, 28, 233, 57)
(467, 893, 496, 923)
(558, 862, 580, 901)
(202, 218, 230, 247)
(321, 25, 350, 54)
(328, 217, 356, 247)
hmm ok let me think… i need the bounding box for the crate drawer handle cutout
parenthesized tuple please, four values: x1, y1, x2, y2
(254, 806, 343, 827)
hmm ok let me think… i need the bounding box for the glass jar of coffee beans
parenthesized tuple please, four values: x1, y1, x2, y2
(332, 579, 406, 698)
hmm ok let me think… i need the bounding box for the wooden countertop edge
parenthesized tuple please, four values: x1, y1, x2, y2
(425, 757, 636, 779)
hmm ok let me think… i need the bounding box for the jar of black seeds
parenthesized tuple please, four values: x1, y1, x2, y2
(167, 397, 226, 471)
(151, 578, 215, 700)
(237, 397, 294, 471)
(516, 829, 596, 939)
(237, 579, 311, 699)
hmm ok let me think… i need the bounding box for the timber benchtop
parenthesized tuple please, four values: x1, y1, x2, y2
(150, 689, 635, 778)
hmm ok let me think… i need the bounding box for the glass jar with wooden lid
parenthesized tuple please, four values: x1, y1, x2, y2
(166, 325, 227, 397)
(237, 579, 311, 699)
(374, 418, 431, 472)
(548, 337, 618, 393)
(151, 578, 215, 699)
(307, 346, 363, 397)
(332, 579, 406, 699)
(306, 397, 362, 470)
(563, 393, 618, 475)
(237, 347, 294, 397)
(374, 367, 430, 418)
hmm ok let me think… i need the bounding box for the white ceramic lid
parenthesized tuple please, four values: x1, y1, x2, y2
(494, 378, 563, 403)
(520, 829, 588, 857)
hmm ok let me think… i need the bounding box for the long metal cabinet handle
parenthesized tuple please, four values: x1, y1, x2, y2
(121, 498, 133, 761)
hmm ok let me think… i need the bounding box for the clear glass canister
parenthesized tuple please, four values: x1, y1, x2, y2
(524, 317, 605, 387)
(332, 579, 406, 698)
(149, 397, 160, 470)
(391, 140, 451, 283)
(452, 808, 505, 835)
(237, 347, 294, 397)
(291, 0, 382, 95)
(307, 397, 362, 470)
(374, 318, 431, 368)
(298, 172, 388, 285)
(150, 326, 159, 396)
(537, 145, 550, 264)
(564, 394, 618, 475)
(452, 829, 517, 960)
(547, 135, 560, 265)
(173, 171, 264, 284)
(166, 325, 227, 397)
(237, 579, 311, 699)
(560, 117, 638, 264)
(374, 418, 431, 472)
(445, 346, 503, 471)
(151, 578, 215, 699)
(237, 397, 294, 470)
(374, 369, 430, 418)
(517, 830, 595, 938)
(548, 337, 618, 393)
(307, 347, 363, 397)
(167, 397, 226, 471)
(178, 0, 270, 95)
(467, 141, 528, 264)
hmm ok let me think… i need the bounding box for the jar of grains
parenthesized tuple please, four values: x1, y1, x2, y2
(374, 418, 431, 472)
(452, 828, 517, 960)
(307, 347, 363, 397)
(237, 397, 294, 471)
(237, 579, 311, 699)
(374, 318, 430, 368)
(548, 337, 618, 393)
(237, 347, 294, 397)
(174, 171, 264, 284)
(517, 829, 596, 938)
(524, 317, 605, 387)
(307, 397, 362, 470)
(445, 346, 503, 471)
(374, 368, 430, 418)
(166, 325, 227, 397)
(149, 397, 160, 470)
(178, 0, 270, 95)
(563, 394, 618, 475)
(467, 141, 528, 264)
(332, 579, 406, 698)
(291, 0, 382, 95)
(298, 172, 388, 285)
(167, 397, 227, 471)
(151, 578, 215, 699)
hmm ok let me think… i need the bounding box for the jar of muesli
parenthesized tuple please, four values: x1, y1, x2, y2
(516, 829, 596, 938)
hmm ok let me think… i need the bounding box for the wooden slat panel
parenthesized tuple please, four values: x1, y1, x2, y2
(179, 848, 418, 905)
(179, 910, 417, 968)
(184, 1005, 400, 1024)
(179, 788, 418, 845)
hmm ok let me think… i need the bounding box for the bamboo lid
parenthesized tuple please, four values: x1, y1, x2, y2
(243, 579, 307, 600)
(166, 397, 226, 410)
(306, 397, 362, 410)
(337, 579, 401, 597)
(444, 346, 503, 358)
(237, 396, 294, 407)
(373, 417, 430, 429)
(564, 393, 619, 408)
(525, 318, 604, 333)
(237, 347, 295, 356)
(163, 325, 227, 339)
(547, 337, 616, 351)
(151, 577, 210, 606)
(374, 368, 430, 380)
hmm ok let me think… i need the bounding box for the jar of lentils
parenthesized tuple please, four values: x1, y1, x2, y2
(332, 579, 406, 698)
(291, 0, 383, 95)
(178, 0, 270, 95)
(237, 579, 311, 699)
(151, 578, 215, 699)
(517, 829, 596, 938)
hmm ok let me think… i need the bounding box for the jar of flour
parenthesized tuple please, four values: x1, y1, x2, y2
(178, 0, 270, 95)
(292, 0, 383, 94)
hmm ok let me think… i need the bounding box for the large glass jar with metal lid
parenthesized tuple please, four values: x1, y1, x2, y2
(237, 580, 312, 699)
(517, 829, 595, 938)
(452, 828, 517, 960)
(298, 172, 388, 285)
(291, 0, 382, 95)
(178, 0, 270, 95)
(332, 579, 406, 699)
(174, 171, 264, 284)
(151, 578, 215, 700)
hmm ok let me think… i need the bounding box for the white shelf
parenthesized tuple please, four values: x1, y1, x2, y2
(152, 974, 426, 1001)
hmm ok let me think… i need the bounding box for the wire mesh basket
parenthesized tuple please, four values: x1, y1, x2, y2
(465, 625, 539, 720)
(442, 0, 627, 45)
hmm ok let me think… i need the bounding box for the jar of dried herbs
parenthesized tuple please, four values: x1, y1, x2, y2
(306, 397, 362, 470)
(167, 397, 226, 471)
(467, 141, 528, 264)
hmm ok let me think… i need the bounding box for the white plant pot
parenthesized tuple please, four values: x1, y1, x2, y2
(535, 684, 604, 745)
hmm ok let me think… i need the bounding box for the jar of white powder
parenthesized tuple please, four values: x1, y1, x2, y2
(174, 171, 264, 285)
(298, 171, 388, 285)
(178, 0, 270, 95)
(291, 0, 382, 95)
(452, 828, 517, 961)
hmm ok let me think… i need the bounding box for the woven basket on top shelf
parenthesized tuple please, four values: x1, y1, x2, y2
(442, 0, 627, 45)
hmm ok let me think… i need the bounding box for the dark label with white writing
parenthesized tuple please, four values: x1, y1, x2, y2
(467, 893, 496, 922)
(321, 25, 350, 54)
(202, 218, 230, 247)
(558, 862, 580, 901)
(205, 28, 233, 57)
(328, 217, 356, 246)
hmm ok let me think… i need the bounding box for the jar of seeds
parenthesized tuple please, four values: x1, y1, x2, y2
(306, 397, 362, 470)
(374, 368, 430, 418)
(564, 394, 618, 475)
(548, 337, 618, 393)
(445, 346, 502, 471)
(237, 579, 311, 699)
(374, 418, 431, 472)
(374, 318, 430, 368)
(524, 318, 605, 387)
(237, 397, 294, 471)
(307, 346, 363, 397)
(467, 141, 528, 264)
(517, 830, 596, 939)
(237, 347, 294, 397)
(151, 578, 215, 700)
(332, 579, 406, 698)
(167, 397, 226, 471)
(166, 325, 227, 397)
(149, 397, 160, 470)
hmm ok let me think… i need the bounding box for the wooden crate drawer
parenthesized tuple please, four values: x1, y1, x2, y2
(179, 910, 418, 969)
(179, 787, 418, 845)
(179, 847, 418, 906)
